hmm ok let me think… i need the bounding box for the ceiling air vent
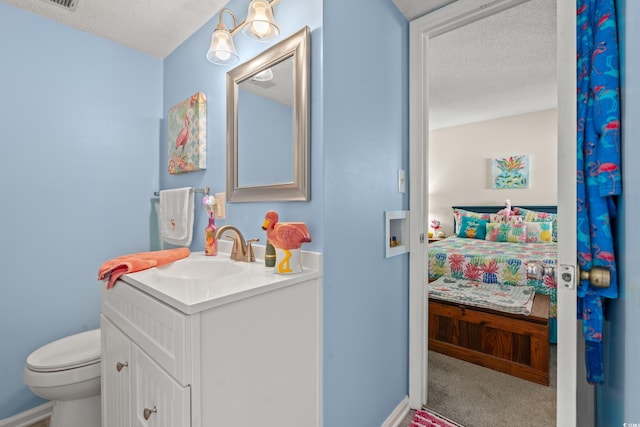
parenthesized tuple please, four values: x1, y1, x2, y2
(43, 0, 78, 11)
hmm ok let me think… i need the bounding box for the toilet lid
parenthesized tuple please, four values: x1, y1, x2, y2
(27, 329, 100, 372)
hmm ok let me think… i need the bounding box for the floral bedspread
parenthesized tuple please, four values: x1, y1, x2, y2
(429, 276, 536, 316)
(428, 236, 557, 318)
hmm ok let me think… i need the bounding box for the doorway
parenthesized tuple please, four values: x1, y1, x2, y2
(407, 1, 578, 425)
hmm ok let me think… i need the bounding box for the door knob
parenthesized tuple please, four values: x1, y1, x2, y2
(577, 265, 610, 288)
(143, 406, 157, 420)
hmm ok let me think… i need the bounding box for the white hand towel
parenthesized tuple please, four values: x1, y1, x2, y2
(158, 187, 194, 247)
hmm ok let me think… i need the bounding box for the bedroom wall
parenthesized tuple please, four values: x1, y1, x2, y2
(429, 108, 558, 235)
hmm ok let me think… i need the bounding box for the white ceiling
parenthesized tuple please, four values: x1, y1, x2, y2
(1, 0, 227, 58)
(3, 0, 557, 129)
(427, 0, 557, 129)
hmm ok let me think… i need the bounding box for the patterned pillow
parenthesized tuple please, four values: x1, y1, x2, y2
(509, 215, 524, 225)
(524, 221, 553, 243)
(457, 216, 488, 240)
(489, 213, 523, 224)
(489, 213, 505, 223)
(454, 208, 491, 232)
(485, 222, 527, 243)
(515, 207, 557, 241)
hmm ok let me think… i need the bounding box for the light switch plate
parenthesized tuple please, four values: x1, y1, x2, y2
(214, 192, 226, 219)
(398, 169, 406, 193)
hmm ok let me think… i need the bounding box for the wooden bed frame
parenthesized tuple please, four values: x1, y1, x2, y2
(428, 205, 556, 385)
(428, 294, 550, 385)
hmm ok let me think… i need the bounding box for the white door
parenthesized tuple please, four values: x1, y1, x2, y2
(407, 1, 579, 425)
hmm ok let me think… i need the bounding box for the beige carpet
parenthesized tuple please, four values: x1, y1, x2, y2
(426, 345, 557, 427)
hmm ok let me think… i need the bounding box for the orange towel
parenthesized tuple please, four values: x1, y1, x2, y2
(98, 247, 190, 289)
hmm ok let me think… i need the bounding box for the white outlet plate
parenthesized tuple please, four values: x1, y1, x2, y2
(214, 192, 226, 219)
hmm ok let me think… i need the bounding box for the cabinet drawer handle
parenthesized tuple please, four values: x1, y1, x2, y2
(143, 406, 157, 420)
(116, 361, 128, 372)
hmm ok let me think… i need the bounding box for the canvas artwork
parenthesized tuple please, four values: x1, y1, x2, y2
(491, 154, 530, 189)
(168, 92, 206, 174)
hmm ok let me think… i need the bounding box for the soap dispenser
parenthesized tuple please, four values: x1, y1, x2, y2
(203, 196, 218, 256)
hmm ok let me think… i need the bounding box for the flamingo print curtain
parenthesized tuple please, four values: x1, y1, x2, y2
(576, 0, 621, 384)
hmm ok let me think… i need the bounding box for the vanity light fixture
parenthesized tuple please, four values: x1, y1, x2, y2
(206, 0, 281, 65)
(206, 8, 240, 65)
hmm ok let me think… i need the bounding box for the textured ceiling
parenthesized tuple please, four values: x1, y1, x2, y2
(5, 0, 557, 129)
(428, 0, 557, 129)
(1, 0, 227, 58)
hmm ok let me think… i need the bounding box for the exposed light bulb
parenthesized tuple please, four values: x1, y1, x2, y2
(214, 33, 232, 60)
(251, 20, 270, 37)
(206, 28, 238, 65)
(244, 0, 278, 41)
(250, 3, 269, 37)
(216, 51, 231, 61)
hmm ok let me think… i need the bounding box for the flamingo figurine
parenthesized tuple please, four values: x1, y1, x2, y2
(262, 210, 311, 273)
(175, 114, 191, 154)
(498, 199, 512, 221)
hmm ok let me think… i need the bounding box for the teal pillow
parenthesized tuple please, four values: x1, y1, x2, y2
(457, 216, 488, 240)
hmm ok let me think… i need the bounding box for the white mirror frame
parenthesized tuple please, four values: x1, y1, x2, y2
(226, 26, 310, 202)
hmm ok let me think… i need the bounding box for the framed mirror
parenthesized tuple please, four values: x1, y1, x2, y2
(226, 26, 310, 202)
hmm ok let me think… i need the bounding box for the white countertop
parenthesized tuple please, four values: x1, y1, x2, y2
(120, 243, 322, 315)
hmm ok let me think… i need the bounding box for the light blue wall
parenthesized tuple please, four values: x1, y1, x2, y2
(598, 1, 640, 425)
(1, 0, 410, 424)
(237, 90, 293, 186)
(162, 0, 324, 253)
(322, 0, 409, 425)
(0, 3, 162, 419)
(164, 0, 409, 425)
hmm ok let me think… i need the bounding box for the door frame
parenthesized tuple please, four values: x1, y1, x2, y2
(407, 1, 578, 425)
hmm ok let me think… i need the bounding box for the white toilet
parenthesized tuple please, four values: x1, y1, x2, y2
(23, 329, 101, 427)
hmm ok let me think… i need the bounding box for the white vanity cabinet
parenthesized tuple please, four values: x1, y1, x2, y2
(100, 252, 322, 427)
(101, 281, 191, 427)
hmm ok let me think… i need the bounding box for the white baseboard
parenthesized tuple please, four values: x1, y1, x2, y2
(382, 395, 410, 427)
(0, 402, 53, 427)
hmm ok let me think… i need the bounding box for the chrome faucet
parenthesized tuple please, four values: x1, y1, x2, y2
(214, 225, 257, 262)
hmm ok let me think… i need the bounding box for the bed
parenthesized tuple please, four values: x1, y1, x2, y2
(427, 205, 557, 385)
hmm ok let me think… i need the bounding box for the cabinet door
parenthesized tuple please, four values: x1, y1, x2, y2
(101, 315, 132, 427)
(132, 344, 190, 427)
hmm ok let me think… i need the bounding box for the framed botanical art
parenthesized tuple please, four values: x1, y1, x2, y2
(491, 154, 530, 189)
(168, 92, 206, 174)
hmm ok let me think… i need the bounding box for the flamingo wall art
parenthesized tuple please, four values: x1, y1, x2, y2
(168, 92, 207, 174)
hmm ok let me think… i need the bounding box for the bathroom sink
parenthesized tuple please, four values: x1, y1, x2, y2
(154, 256, 244, 280)
(118, 248, 322, 315)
